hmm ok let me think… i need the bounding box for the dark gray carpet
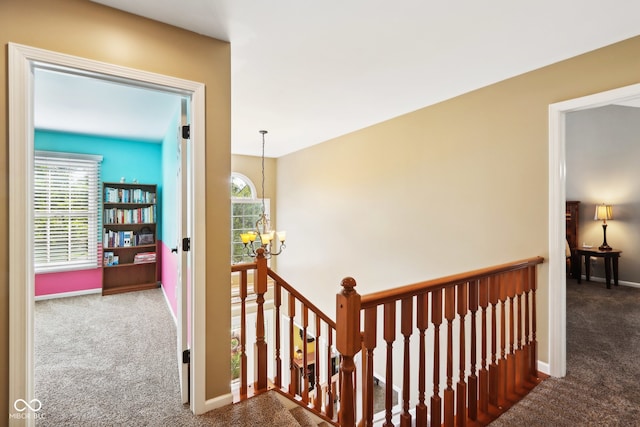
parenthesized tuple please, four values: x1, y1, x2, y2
(491, 279, 640, 426)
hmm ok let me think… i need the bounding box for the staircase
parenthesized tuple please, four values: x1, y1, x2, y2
(216, 390, 331, 426)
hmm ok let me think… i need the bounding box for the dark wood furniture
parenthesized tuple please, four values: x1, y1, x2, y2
(102, 182, 158, 295)
(576, 248, 622, 289)
(292, 351, 316, 395)
(566, 201, 580, 277)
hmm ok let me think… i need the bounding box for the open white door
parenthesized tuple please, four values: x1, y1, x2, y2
(177, 97, 191, 403)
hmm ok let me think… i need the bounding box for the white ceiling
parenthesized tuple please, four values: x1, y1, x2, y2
(34, 68, 182, 142)
(35, 0, 640, 157)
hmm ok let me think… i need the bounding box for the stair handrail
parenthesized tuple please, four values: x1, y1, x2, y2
(361, 256, 544, 308)
(231, 250, 341, 423)
(336, 256, 544, 427)
(232, 255, 544, 426)
(267, 268, 337, 329)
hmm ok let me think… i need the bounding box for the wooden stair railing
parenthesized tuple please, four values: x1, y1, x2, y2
(336, 256, 544, 427)
(232, 254, 544, 426)
(231, 248, 340, 424)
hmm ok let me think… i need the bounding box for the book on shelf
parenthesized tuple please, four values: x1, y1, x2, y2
(123, 231, 132, 247)
(103, 228, 155, 248)
(104, 186, 156, 204)
(134, 252, 156, 264)
(103, 206, 156, 224)
(103, 229, 137, 248)
(103, 251, 114, 266)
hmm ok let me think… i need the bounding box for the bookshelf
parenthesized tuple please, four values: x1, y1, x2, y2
(102, 182, 159, 295)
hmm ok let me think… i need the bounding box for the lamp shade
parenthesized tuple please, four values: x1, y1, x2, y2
(594, 204, 613, 221)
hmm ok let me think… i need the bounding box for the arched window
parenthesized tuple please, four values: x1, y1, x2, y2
(231, 173, 256, 199)
(230, 173, 269, 264)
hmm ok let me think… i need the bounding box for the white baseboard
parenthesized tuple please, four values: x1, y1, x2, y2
(579, 275, 640, 288)
(201, 393, 233, 414)
(537, 360, 550, 376)
(159, 282, 178, 325)
(620, 281, 640, 288)
(34, 288, 101, 301)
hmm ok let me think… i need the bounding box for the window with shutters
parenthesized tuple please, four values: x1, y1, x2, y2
(34, 151, 102, 273)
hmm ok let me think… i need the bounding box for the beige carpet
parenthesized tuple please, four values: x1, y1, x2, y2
(34, 289, 325, 426)
(35, 278, 638, 426)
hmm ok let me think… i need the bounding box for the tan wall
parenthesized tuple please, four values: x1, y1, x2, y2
(276, 35, 640, 365)
(232, 154, 278, 225)
(0, 0, 231, 415)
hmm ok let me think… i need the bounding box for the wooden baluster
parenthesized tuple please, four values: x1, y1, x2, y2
(506, 271, 517, 403)
(467, 280, 479, 422)
(337, 277, 361, 427)
(488, 275, 500, 410)
(415, 292, 429, 427)
(302, 304, 310, 404)
(522, 269, 530, 383)
(431, 289, 443, 427)
(362, 306, 377, 427)
(274, 280, 282, 389)
(456, 282, 468, 427)
(240, 270, 248, 399)
(383, 301, 396, 427)
(314, 315, 322, 411)
(288, 293, 296, 395)
(326, 327, 334, 419)
(401, 297, 413, 427)
(478, 278, 489, 418)
(514, 269, 526, 393)
(444, 286, 456, 427)
(254, 249, 268, 392)
(498, 273, 508, 408)
(529, 266, 539, 381)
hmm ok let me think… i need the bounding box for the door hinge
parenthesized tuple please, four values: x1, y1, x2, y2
(182, 125, 190, 139)
(182, 349, 190, 364)
(182, 237, 191, 252)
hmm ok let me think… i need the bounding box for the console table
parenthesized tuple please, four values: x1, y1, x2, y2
(575, 248, 622, 289)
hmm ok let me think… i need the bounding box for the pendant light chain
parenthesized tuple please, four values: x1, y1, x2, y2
(239, 130, 286, 258)
(261, 130, 266, 223)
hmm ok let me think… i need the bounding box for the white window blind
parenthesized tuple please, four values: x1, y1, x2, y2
(34, 151, 102, 273)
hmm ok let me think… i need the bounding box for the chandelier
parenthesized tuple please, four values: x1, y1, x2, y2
(240, 130, 286, 259)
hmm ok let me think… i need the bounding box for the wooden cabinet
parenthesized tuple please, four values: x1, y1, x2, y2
(102, 182, 159, 295)
(566, 201, 580, 251)
(566, 200, 580, 278)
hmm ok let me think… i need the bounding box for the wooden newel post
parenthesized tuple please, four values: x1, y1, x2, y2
(336, 277, 361, 427)
(254, 248, 268, 392)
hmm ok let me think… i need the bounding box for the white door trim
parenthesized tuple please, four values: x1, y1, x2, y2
(8, 42, 208, 423)
(547, 82, 640, 378)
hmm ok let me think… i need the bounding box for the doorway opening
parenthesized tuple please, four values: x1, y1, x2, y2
(547, 82, 640, 377)
(8, 43, 208, 420)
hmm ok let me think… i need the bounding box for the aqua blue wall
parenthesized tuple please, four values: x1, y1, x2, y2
(35, 130, 164, 239)
(161, 111, 179, 248)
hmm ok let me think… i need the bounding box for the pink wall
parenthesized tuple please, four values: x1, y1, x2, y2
(35, 241, 178, 318)
(35, 268, 102, 296)
(160, 240, 178, 316)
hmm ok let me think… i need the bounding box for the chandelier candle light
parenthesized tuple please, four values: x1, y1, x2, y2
(594, 203, 613, 251)
(240, 130, 286, 258)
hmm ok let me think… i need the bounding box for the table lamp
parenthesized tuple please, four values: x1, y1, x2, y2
(594, 203, 613, 251)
